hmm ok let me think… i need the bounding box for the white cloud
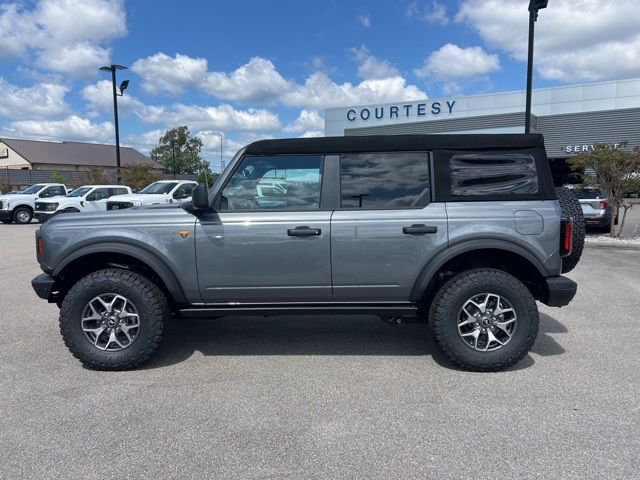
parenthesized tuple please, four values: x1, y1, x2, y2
(414, 43, 500, 81)
(130, 53, 426, 108)
(130, 52, 209, 95)
(357, 13, 371, 28)
(456, 0, 640, 82)
(0, 0, 127, 76)
(284, 109, 324, 133)
(299, 130, 323, 138)
(406, 1, 449, 25)
(350, 46, 400, 79)
(0, 78, 69, 120)
(6, 115, 113, 142)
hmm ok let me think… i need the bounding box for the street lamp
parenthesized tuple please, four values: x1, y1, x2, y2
(100, 64, 128, 183)
(524, 0, 548, 134)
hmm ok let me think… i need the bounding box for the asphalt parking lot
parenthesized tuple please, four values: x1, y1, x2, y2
(1, 224, 638, 479)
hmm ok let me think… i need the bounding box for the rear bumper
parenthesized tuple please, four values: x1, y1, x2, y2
(31, 273, 56, 300)
(584, 214, 610, 227)
(0, 210, 12, 221)
(542, 276, 577, 307)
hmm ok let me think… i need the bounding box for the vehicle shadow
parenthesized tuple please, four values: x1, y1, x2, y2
(143, 312, 567, 371)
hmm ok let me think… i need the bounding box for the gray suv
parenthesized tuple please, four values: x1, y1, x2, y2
(31, 134, 582, 371)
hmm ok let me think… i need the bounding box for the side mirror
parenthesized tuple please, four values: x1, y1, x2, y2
(191, 184, 209, 210)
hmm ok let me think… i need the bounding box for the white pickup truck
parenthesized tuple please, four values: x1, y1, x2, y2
(105, 180, 197, 210)
(33, 184, 132, 222)
(0, 183, 67, 224)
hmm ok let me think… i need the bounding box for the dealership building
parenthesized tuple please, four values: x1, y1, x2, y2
(325, 78, 640, 185)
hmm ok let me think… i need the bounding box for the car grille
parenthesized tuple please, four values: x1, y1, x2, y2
(106, 201, 133, 211)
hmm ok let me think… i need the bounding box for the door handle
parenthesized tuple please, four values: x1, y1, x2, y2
(402, 224, 438, 235)
(287, 226, 322, 236)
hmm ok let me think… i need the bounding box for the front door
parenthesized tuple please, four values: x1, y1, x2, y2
(196, 154, 331, 303)
(330, 151, 448, 302)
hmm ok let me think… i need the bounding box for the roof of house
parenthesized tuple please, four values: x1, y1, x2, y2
(245, 134, 545, 155)
(0, 138, 161, 169)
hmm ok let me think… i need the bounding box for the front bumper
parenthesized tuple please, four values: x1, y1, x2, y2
(31, 273, 56, 300)
(0, 210, 12, 221)
(542, 276, 577, 307)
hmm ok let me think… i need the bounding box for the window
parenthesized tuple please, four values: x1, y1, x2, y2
(340, 152, 430, 208)
(67, 187, 91, 197)
(449, 154, 538, 196)
(173, 183, 195, 199)
(221, 155, 322, 211)
(88, 188, 110, 201)
(140, 182, 177, 194)
(42, 185, 65, 197)
(111, 188, 129, 196)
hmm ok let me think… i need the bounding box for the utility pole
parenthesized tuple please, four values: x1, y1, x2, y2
(524, 1, 548, 134)
(100, 64, 129, 184)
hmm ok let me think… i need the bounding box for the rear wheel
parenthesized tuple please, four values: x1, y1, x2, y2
(59, 269, 168, 370)
(555, 187, 585, 273)
(429, 268, 539, 372)
(12, 206, 32, 224)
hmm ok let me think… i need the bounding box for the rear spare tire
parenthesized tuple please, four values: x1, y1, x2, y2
(556, 187, 585, 273)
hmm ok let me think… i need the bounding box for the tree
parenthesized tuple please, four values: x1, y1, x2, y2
(150, 126, 206, 176)
(570, 142, 640, 238)
(121, 164, 159, 191)
(50, 170, 65, 184)
(84, 167, 110, 185)
(196, 163, 219, 186)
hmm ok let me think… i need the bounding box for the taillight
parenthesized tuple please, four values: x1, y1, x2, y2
(560, 217, 573, 257)
(598, 200, 608, 210)
(37, 237, 44, 255)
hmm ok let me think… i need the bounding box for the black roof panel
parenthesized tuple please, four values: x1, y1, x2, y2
(244, 134, 544, 155)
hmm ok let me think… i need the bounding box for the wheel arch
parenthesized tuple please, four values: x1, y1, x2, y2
(411, 240, 549, 308)
(53, 243, 187, 307)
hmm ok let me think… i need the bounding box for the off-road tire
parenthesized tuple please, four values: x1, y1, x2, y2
(429, 268, 539, 372)
(12, 206, 32, 224)
(59, 268, 168, 370)
(555, 186, 585, 273)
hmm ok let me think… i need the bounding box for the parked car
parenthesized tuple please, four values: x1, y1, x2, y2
(568, 185, 617, 232)
(33, 185, 132, 222)
(0, 183, 67, 224)
(105, 180, 196, 210)
(32, 134, 582, 372)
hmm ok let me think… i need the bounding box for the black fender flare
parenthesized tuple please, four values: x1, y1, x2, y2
(409, 238, 549, 302)
(53, 241, 187, 304)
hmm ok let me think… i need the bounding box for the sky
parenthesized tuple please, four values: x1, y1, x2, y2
(1, 0, 639, 171)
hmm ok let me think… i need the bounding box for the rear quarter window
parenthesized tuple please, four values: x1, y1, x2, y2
(449, 153, 538, 196)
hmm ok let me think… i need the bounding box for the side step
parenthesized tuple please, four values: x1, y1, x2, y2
(178, 303, 418, 318)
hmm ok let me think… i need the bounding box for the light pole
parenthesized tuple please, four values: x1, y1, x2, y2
(524, 0, 548, 134)
(100, 64, 129, 183)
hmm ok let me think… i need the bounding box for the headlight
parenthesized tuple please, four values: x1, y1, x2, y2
(45, 203, 59, 211)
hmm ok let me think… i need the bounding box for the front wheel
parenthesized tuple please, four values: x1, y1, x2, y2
(429, 269, 539, 372)
(59, 269, 168, 370)
(12, 207, 32, 224)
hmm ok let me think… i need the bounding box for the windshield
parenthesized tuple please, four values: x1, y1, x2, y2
(67, 187, 92, 197)
(19, 184, 46, 194)
(139, 182, 178, 194)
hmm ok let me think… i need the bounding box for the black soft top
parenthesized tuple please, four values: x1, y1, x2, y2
(244, 134, 544, 155)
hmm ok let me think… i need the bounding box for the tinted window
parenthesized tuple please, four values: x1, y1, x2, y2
(340, 152, 430, 208)
(173, 183, 195, 198)
(140, 182, 177, 194)
(89, 188, 110, 201)
(575, 188, 605, 199)
(21, 184, 47, 194)
(221, 155, 322, 211)
(67, 186, 91, 197)
(449, 154, 538, 196)
(111, 188, 129, 196)
(43, 185, 65, 197)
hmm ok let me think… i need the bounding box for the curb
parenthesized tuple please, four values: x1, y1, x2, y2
(584, 241, 640, 251)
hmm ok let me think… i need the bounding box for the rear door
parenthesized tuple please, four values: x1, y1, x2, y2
(195, 154, 332, 303)
(330, 152, 448, 302)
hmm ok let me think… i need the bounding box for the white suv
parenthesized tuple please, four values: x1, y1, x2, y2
(105, 180, 197, 210)
(0, 183, 67, 224)
(34, 185, 132, 222)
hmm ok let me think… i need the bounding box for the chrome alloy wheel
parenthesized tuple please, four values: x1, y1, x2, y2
(81, 294, 140, 351)
(16, 210, 30, 223)
(457, 293, 517, 352)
